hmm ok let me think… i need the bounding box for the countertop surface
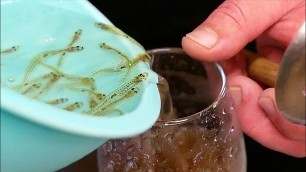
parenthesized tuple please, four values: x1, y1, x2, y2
(62, 0, 305, 171)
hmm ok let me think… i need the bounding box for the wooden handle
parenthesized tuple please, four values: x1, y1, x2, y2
(242, 49, 279, 87)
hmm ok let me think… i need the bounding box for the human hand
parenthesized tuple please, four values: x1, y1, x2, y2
(181, 0, 305, 157)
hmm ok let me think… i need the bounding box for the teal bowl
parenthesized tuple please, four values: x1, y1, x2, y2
(1, 0, 160, 171)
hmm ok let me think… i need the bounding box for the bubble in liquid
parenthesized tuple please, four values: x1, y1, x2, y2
(126, 160, 138, 169)
(122, 141, 127, 146)
(213, 158, 219, 164)
(164, 133, 175, 142)
(230, 126, 235, 133)
(222, 108, 227, 115)
(214, 136, 218, 142)
(106, 160, 115, 170)
(113, 153, 122, 161)
(100, 141, 113, 156)
(217, 166, 225, 172)
(105, 141, 113, 152)
(143, 154, 150, 160)
(7, 76, 15, 82)
(205, 117, 210, 123)
(220, 120, 225, 125)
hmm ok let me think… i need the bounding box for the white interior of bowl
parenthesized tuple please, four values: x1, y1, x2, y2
(0, 0, 160, 138)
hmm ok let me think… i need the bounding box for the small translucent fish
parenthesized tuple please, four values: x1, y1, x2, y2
(22, 46, 83, 83)
(64, 86, 104, 97)
(92, 44, 150, 79)
(135, 53, 151, 62)
(89, 91, 106, 108)
(41, 61, 96, 90)
(90, 67, 119, 77)
(118, 53, 151, 70)
(95, 22, 145, 50)
(89, 86, 140, 116)
(45, 98, 69, 105)
(88, 72, 148, 115)
(90, 52, 151, 80)
(21, 83, 42, 95)
(90, 58, 127, 77)
(31, 72, 62, 98)
(122, 53, 151, 78)
(98, 108, 123, 116)
(13, 70, 63, 92)
(105, 72, 148, 100)
(68, 29, 82, 47)
(64, 85, 105, 108)
(57, 29, 83, 68)
(99, 42, 132, 64)
(90, 43, 132, 79)
(69, 77, 96, 91)
(1, 45, 19, 54)
(63, 102, 83, 111)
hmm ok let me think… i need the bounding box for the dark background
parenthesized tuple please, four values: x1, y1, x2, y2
(64, 0, 305, 171)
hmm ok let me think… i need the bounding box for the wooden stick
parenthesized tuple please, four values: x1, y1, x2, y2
(242, 49, 279, 87)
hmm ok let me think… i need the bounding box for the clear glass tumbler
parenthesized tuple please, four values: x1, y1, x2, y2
(97, 48, 247, 172)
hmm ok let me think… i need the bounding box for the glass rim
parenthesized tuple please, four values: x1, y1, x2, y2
(147, 47, 227, 126)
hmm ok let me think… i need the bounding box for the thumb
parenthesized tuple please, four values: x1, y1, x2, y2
(182, 0, 302, 61)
